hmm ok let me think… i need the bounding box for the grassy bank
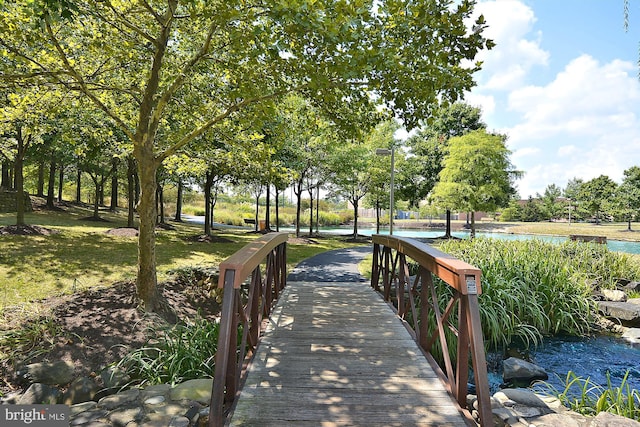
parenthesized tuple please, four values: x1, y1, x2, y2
(0, 205, 359, 317)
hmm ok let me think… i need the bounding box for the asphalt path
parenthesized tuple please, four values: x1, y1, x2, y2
(287, 245, 372, 283)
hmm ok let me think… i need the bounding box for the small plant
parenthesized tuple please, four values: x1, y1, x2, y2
(0, 316, 63, 364)
(537, 370, 640, 421)
(116, 316, 220, 387)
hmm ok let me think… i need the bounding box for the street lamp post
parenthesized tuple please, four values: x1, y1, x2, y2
(376, 148, 395, 235)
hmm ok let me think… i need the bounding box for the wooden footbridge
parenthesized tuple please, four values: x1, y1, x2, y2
(208, 233, 492, 426)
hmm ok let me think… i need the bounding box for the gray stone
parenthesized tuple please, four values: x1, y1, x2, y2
(100, 366, 131, 388)
(602, 289, 627, 302)
(169, 378, 213, 404)
(598, 301, 640, 326)
(525, 412, 587, 426)
(140, 383, 171, 400)
(493, 388, 550, 408)
(503, 357, 548, 384)
(18, 360, 75, 385)
(144, 395, 166, 405)
(64, 376, 100, 405)
(141, 414, 190, 427)
(17, 382, 61, 404)
(70, 401, 97, 417)
(624, 282, 640, 293)
(591, 411, 640, 427)
(629, 298, 640, 305)
(98, 387, 140, 410)
(69, 409, 109, 426)
(622, 327, 640, 345)
(109, 406, 142, 427)
(150, 402, 190, 417)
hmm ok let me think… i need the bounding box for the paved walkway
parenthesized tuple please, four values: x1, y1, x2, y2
(228, 247, 468, 426)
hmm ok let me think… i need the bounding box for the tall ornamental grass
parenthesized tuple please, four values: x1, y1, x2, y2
(436, 238, 640, 350)
(537, 371, 640, 421)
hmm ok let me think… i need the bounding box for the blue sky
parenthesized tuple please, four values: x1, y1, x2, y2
(463, 0, 640, 198)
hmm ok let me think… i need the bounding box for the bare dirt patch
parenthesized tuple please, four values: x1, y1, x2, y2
(0, 278, 221, 396)
(0, 225, 58, 236)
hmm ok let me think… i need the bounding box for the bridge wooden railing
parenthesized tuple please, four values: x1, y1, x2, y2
(371, 235, 492, 426)
(209, 232, 288, 427)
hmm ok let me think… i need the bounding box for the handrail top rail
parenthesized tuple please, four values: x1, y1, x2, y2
(372, 234, 482, 295)
(218, 232, 289, 289)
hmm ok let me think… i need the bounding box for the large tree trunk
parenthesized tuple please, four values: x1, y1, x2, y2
(265, 185, 271, 232)
(294, 180, 303, 238)
(14, 128, 29, 227)
(76, 168, 82, 203)
(444, 209, 452, 238)
(204, 169, 213, 236)
(110, 157, 119, 211)
(174, 180, 183, 222)
(470, 211, 476, 239)
(156, 183, 165, 224)
(351, 198, 359, 239)
(308, 185, 313, 236)
(1, 161, 10, 189)
(135, 145, 160, 312)
(275, 188, 280, 232)
(46, 159, 56, 209)
(92, 178, 101, 219)
(37, 162, 45, 197)
(57, 164, 64, 202)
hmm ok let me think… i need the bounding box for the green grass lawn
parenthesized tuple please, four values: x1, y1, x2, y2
(0, 205, 362, 315)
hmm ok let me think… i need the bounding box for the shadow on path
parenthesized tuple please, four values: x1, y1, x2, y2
(287, 245, 371, 283)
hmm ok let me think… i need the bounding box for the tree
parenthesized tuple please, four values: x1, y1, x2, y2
(363, 120, 400, 233)
(400, 102, 487, 237)
(431, 130, 521, 237)
(614, 166, 640, 231)
(1, 0, 492, 311)
(537, 183, 563, 221)
(326, 140, 374, 240)
(577, 175, 618, 224)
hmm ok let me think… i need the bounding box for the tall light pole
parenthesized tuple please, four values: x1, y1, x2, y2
(376, 148, 395, 235)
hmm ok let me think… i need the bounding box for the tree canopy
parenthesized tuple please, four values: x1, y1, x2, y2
(431, 129, 521, 237)
(0, 0, 493, 311)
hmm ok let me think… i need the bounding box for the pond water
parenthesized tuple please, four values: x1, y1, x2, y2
(486, 335, 640, 395)
(311, 226, 640, 255)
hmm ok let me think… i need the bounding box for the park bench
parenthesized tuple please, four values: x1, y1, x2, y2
(243, 218, 256, 225)
(570, 235, 606, 244)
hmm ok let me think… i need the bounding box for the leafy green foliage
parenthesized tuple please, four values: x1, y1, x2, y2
(436, 238, 640, 349)
(116, 317, 221, 387)
(0, 316, 64, 365)
(539, 370, 640, 421)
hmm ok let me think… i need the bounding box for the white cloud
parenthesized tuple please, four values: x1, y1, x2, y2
(473, 0, 549, 91)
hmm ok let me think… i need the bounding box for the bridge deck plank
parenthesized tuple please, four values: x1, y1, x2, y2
(229, 281, 469, 427)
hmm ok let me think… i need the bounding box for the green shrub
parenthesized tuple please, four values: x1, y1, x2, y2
(116, 317, 220, 386)
(538, 370, 640, 421)
(435, 238, 640, 349)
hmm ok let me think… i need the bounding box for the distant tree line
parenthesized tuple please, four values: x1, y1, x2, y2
(500, 170, 640, 229)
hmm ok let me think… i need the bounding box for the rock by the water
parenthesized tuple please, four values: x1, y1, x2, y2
(18, 360, 75, 385)
(98, 388, 140, 410)
(602, 289, 627, 302)
(503, 357, 548, 385)
(17, 382, 61, 404)
(622, 327, 640, 345)
(64, 376, 100, 405)
(591, 411, 640, 426)
(598, 301, 640, 326)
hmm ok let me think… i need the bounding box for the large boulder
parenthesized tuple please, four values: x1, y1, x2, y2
(598, 301, 640, 327)
(17, 360, 75, 385)
(503, 357, 548, 386)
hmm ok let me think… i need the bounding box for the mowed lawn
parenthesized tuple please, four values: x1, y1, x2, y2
(0, 206, 360, 314)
